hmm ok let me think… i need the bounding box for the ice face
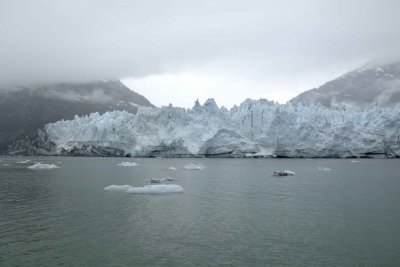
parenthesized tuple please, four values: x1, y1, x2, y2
(32, 98, 400, 158)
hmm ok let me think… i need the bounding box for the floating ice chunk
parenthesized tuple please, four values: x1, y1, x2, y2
(168, 167, 177, 171)
(27, 163, 60, 170)
(16, 160, 31, 164)
(148, 176, 177, 183)
(3, 163, 10, 166)
(104, 184, 184, 194)
(117, 162, 138, 167)
(104, 185, 132, 191)
(350, 160, 359, 163)
(272, 170, 295, 176)
(128, 184, 184, 194)
(317, 167, 331, 171)
(184, 163, 206, 170)
(162, 176, 176, 181)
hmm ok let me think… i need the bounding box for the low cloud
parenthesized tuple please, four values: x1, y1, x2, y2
(1, 0, 400, 92)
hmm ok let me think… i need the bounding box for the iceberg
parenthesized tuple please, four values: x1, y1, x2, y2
(317, 167, 331, 171)
(104, 184, 184, 194)
(27, 163, 60, 170)
(272, 170, 295, 176)
(128, 184, 184, 194)
(168, 167, 177, 171)
(148, 176, 177, 183)
(103, 185, 132, 191)
(117, 162, 138, 167)
(16, 160, 31, 163)
(184, 163, 206, 170)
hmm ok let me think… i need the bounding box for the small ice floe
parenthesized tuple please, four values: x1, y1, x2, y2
(317, 167, 331, 171)
(104, 184, 184, 194)
(168, 167, 177, 171)
(3, 163, 10, 166)
(147, 176, 177, 183)
(272, 170, 295, 176)
(16, 160, 31, 164)
(350, 160, 359, 163)
(27, 163, 60, 170)
(103, 185, 132, 192)
(184, 163, 206, 170)
(117, 162, 138, 167)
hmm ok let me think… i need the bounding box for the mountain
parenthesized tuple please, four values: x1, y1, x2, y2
(9, 98, 400, 158)
(0, 80, 153, 153)
(291, 62, 400, 108)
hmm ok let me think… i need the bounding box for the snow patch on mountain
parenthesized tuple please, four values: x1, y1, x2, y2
(292, 62, 400, 108)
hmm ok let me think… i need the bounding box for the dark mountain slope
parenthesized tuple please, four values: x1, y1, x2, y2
(0, 80, 153, 153)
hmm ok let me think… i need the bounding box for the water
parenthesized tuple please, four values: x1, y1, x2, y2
(1, 157, 400, 266)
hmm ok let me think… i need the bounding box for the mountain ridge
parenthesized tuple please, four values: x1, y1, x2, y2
(291, 62, 400, 107)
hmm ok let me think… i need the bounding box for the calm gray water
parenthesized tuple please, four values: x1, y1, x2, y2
(1, 157, 400, 266)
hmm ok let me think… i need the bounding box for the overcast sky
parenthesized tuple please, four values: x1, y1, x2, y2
(1, 0, 400, 107)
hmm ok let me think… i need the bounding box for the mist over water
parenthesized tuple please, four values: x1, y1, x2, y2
(1, 157, 400, 266)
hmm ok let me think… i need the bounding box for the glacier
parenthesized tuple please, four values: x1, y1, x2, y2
(8, 98, 400, 158)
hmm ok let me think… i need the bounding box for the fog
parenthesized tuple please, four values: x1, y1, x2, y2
(1, 0, 400, 106)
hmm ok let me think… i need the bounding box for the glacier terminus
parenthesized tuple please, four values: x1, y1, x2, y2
(9, 98, 400, 158)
